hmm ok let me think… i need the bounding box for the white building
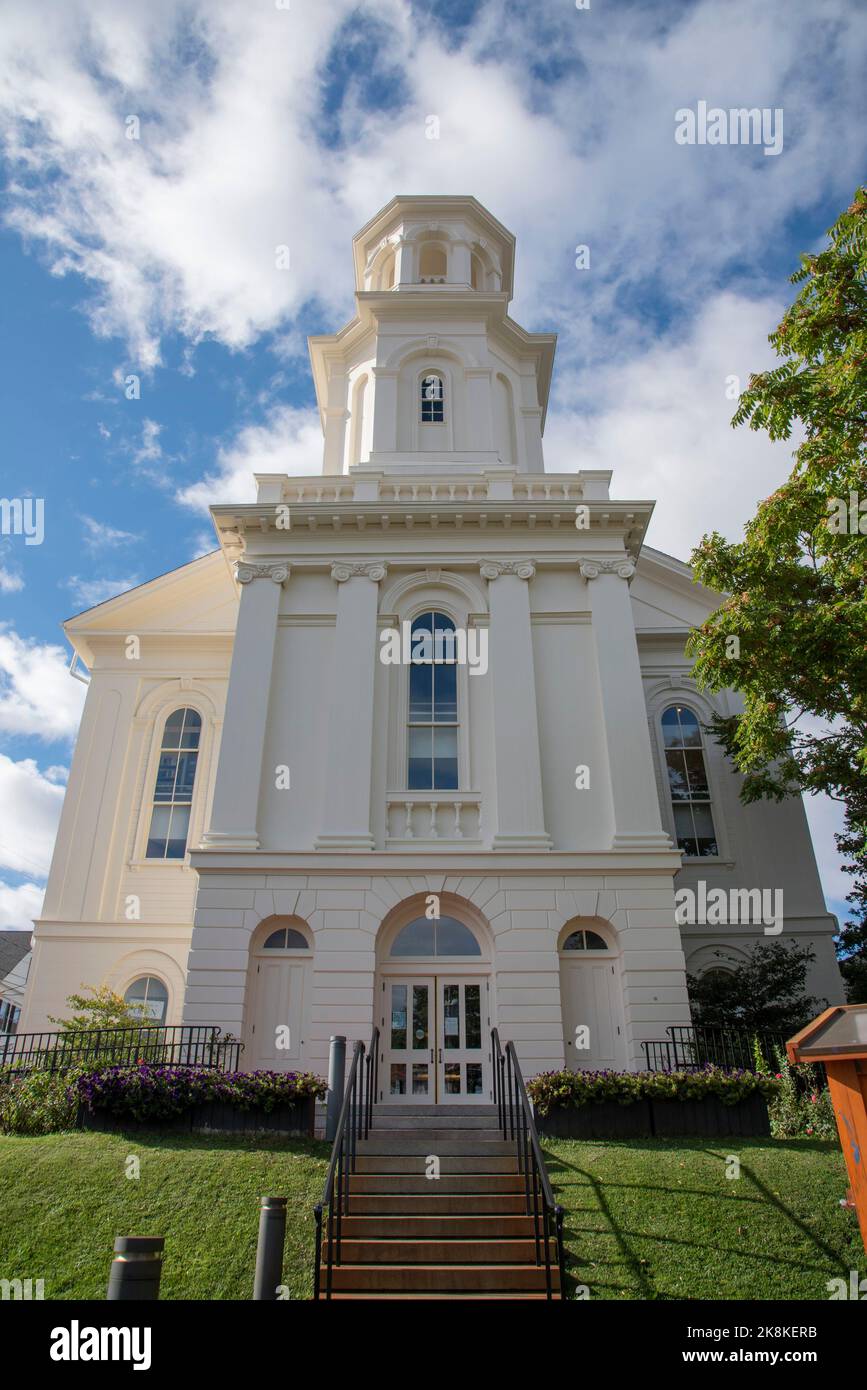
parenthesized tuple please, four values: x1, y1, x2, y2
(21, 196, 842, 1100)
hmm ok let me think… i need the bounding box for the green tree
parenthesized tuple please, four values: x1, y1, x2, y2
(686, 188, 867, 995)
(687, 941, 824, 1034)
(48, 985, 148, 1032)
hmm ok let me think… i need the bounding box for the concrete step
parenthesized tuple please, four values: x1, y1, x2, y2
(357, 1137, 515, 1156)
(325, 1264, 560, 1294)
(348, 1194, 528, 1216)
(355, 1154, 519, 1174)
(349, 1173, 525, 1194)
(331, 1239, 553, 1265)
(328, 1292, 552, 1300)
(373, 1105, 499, 1117)
(368, 1114, 501, 1130)
(339, 1215, 537, 1239)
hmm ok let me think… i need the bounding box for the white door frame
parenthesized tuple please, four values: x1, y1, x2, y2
(378, 965, 493, 1104)
(559, 939, 627, 1071)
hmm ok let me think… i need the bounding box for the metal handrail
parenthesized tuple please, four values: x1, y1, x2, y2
(641, 1024, 789, 1074)
(491, 1028, 565, 1300)
(313, 1026, 380, 1300)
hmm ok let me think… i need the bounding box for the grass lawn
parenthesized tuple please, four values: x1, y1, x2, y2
(545, 1136, 863, 1300)
(0, 1130, 861, 1300)
(0, 1130, 329, 1300)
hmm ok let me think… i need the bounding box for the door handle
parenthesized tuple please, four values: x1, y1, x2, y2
(430, 1049, 433, 1062)
(438, 1048, 442, 1063)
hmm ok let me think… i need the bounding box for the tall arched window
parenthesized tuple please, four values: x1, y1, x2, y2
(407, 611, 458, 790)
(420, 373, 445, 423)
(146, 707, 201, 859)
(124, 976, 168, 1023)
(661, 704, 718, 857)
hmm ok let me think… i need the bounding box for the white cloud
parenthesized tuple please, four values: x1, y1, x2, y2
(801, 791, 850, 915)
(0, 754, 66, 879)
(0, 567, 24, 593)
(0, 627, 85, 741)
(81, 515, 139, 549)
(66, 575, 141, 609)
(0, 879, 43, 931)
(177, 405, 322, 512)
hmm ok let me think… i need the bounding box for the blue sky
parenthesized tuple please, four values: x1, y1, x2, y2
(0, 0, 865, 931)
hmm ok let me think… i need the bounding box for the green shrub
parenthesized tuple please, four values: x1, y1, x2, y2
(766, 1047, 837, 1139)
(526, 1065, 781, 1116)
(0, 1067, 82, 1135)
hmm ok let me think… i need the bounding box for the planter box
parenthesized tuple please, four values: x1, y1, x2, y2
(79, 1095, 315, 1138)
(535, 1093, 770, 1139)
(536, 1100, 654, 1139)
(650, 1093, 770, 1138)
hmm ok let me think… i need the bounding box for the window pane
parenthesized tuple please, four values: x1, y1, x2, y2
(691, 804, 719, 856)
(412, 986, 429, 1049)
(584, 931, 608, 951)
(390, 985, 407, 1049)
(466, 1062, 483, 1095)
(665, 751, 689, 800)
(263, 929, 288, 949)
(434, 661, 457, 722)
(443, 1062, 461, 1094)
(443, 984, 460, 1049)
(435, 917, 481, 956)
(433, 726, 458, 790)
(409, 660, 432, 721)
(174, 751, 198, 800)
(391, 919, 436, 956)
(465, 985, 481, 1048)
(166, 804, 190, 859)
(408, 727, 432, 789)
(390, 1064, 406, 1095)
(677, 708, 702, 747)
(163, 710, 185, 746)
(661, 707, 682, 746)
(154, 752, 179, 801)
(146, 805, 171, 859)
(683, 750, 710, 798)
(412, 1064, 430, 1095)
(673, 804, 698, 857)
(562, 931, 585, 951)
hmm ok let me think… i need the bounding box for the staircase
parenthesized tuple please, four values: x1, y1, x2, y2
(319, 1103, 561, 1299)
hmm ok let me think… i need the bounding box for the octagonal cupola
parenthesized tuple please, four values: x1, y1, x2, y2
(352, 195, 515, 297)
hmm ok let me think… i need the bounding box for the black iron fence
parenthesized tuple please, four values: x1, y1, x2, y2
(0, 1025, 241, 1075)
(642, 1025, 789, 1074)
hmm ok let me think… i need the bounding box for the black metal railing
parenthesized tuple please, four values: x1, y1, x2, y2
(313, 1027, 380, 1300)
(641, 1025, 788, 1074)
(0, 1025, 241, 1075)
(491, 1028, 565, 1301)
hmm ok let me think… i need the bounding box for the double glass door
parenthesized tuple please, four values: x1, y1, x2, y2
(383, 977, 489, 1104)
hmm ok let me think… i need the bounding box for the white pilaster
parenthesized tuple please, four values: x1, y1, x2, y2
(580, 558, 671, 851)
(201, 561, 287, 850)
(315, 562, 387, 850)
(480, 560, 551, 851)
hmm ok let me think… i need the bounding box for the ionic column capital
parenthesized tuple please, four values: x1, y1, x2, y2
(235, 561, 290, 586)
(578, 558, 635, 582)
(331, 561, 389, 583)
(479, 559, 536, 582)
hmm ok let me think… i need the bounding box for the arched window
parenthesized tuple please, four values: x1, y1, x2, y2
(661, 704, 718, 857)
(124, 976, 168, 1023)
(562, 929, 609, 952)
(146, 707, 201, 859)
(407, 610, 458, 790)
(262, 926, 310, 950)
(390, 916, 481, 957)
(420, 373, 445, 423)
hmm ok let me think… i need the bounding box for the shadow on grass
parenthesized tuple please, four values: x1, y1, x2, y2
(544, 1139, 852, 1300)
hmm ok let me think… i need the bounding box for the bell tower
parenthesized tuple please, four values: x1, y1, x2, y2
(308, 196, 556, 477)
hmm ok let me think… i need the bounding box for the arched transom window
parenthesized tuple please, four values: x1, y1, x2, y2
(661, 704, 718, 857)
(390, 916, 481, 957)
(146, 707, 201, 859)
(562, 929, 609, 951)
(124, 976, 168, 1023)
(420, 373, 445, 423)
(407, 611, 458, 790)
(262, 926, 310, 951)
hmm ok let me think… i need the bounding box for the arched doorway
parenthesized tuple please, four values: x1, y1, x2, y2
(376, 897, 494, 1105)
(245, 917, 313, 1070)
(558, 921, 626, 1071)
